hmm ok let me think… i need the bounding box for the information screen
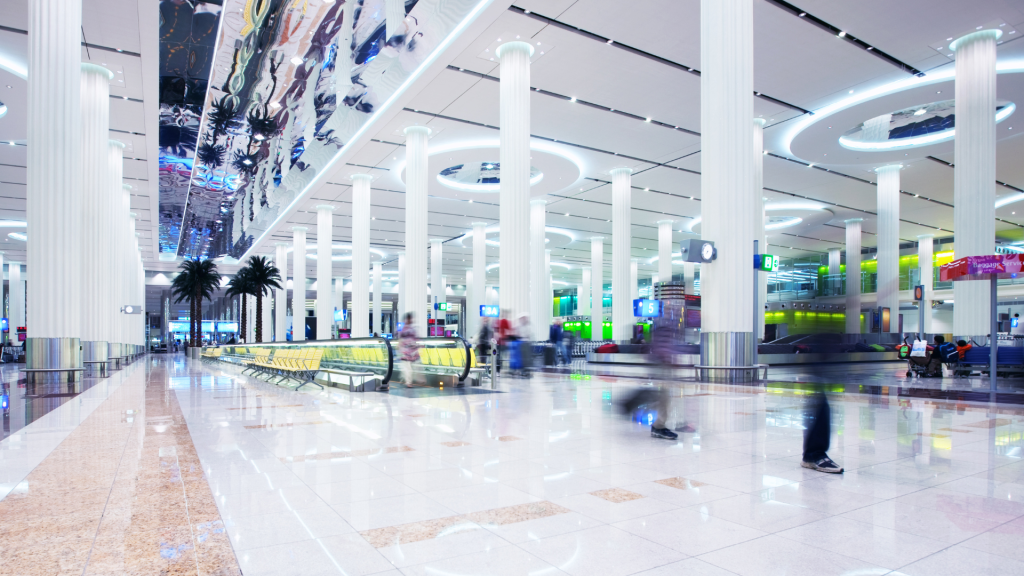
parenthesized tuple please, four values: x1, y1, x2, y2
(435, 302, 451, 311)
(479, 305, 499, 317)
(758, 254, 779, 272)
(216, 322, 239, 333)
(168, 321, 189, 333)
(632, 299, 663, 317)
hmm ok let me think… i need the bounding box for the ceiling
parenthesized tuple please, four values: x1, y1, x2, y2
(4, 0, 1024, 294)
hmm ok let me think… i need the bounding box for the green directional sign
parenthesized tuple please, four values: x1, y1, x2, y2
(759, 254, 779, 272)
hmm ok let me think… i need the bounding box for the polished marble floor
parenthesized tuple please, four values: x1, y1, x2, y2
(3, 354, 1024, 575)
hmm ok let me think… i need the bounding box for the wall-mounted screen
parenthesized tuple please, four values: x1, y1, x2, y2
(216, 322, 239, 333)
(479, 305, 499, 317)
(632, 299, 663, 317)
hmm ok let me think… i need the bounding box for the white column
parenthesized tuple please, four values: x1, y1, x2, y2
(952, 29, 999, 337)
(0, 253, 4, 341)
(119, 188, 131, 347)
(80, 64, 111, 361)
(397, 252, 406, 326)
(579, 266, 591, 316)
(754, 118, 767, 341)
(465, 269, 475, 336)
(846, 218, 863, 333)
(275, 242, 288, 341)
(9, 262, 23, 332)
(630, 258, 639, 302)
(470, 222, 487, 337)
(828, 248, 841, 275)
(316, 205, 335, 340)
(611, 168, 632, 342)
(351, 174, 371, 337)
(657, 220, 673, 285)
(26, 0, 82, 369)
(260, 287, 272, 343)
(106, 141, 123, 354)
(373, 262, 382, 334)
(404, 126, 430, 336)
(497, 41, 533, 322)
(684, 263, 695, 294)
(430, 239, 444, 313)
(292, 226, 307, 341)
(590, 237, 604, 340)
(246, 294, 256, 343)
(530, 200, 547, 340)
(700, 0, 755, 369)
(918, 235, 934, 334)
(545, 249, 552, 327)
(875, 165, 901, 332)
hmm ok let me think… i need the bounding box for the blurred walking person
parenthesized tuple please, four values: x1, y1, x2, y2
(801, 389, 843, 473)
(396, 313, 421, 389)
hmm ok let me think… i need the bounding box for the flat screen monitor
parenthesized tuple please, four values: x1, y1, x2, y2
(168, 321, 189, 333)
(216, 322, 238, 333)
(479, 305, 499, 317)
(17, 333, 26, 342)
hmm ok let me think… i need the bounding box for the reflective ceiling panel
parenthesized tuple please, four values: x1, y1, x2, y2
(161, 0, 483, 260)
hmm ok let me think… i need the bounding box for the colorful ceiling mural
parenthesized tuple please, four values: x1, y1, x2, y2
(158, 0, 483, 261)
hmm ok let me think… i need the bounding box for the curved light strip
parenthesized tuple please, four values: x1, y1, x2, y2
(996, 193, 1024, 209)
(0, 102, 6, 120)
(686, 204, 825, 232)
(0, 54, 27, 79)
(8, 232, 26, 241)
(436, 170, 544, 192)
(781, 61, 1024, 157)
(839, 103, 1015, 151)
(394, 138, 585, 190)
(471, 225, 576, 243)
(288, 242, 387, 259)
(487, 238, 548, 247)
(766, 216, 803, 230)
(0, 221, 26, 227)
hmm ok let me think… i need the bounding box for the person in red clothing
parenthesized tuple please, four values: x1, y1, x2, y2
(956, 339, 972, 359)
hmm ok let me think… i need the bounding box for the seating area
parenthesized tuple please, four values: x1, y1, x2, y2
(243, 347, 325, 390)
(957, 346, 1024, 377)
(200, 347, 222, 362)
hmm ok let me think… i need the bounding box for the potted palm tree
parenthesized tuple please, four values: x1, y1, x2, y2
(170, 259, 221, 355)
(225, 268, 254, 343)
(244, 255, 283, 342)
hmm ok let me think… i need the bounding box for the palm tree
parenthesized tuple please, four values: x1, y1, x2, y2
(225, 268, 254, 343)
(170, 259, 221, 347)
(245, 255, 283, 342)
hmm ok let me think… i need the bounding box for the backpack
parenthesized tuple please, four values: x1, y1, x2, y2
(937, 342, 959, 363)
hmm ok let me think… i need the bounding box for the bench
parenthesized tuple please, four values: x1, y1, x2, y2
(253, 348, 325, 390)
(957, 347, 1024, 377)
(83, 360, 108, 377)
(23, 367, 86, 383)
(201, 348, 223, 362)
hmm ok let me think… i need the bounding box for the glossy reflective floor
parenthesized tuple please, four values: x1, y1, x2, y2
(3, 354, 1024, 575)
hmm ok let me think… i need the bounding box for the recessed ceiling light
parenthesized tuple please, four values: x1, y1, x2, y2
(914, 108, 926, 116)
(606, 39, 613, 44)
(290, 56, 303, 65)
(838, 31, 846, 38)
(798, 12, 806, 16)
(848, 89, 854, 94)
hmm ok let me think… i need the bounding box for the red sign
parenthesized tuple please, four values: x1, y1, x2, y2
(940, 254, 1024, 281)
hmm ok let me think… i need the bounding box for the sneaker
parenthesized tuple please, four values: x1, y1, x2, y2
(675, 424, 697, 433)
(801, 457, 844, 474)
(651, 426, 678, 440)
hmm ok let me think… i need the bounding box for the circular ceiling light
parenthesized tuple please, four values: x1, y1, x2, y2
(8, 232, 26, 241)
(765, 216, 803, 230)
(839, 100, 1015, 151)
(436, 162, 543, 192)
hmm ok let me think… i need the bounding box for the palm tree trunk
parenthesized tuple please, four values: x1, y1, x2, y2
(240, 296, 247, 343)
(255, 291, 263, 343)
(194, 288, 200, 347)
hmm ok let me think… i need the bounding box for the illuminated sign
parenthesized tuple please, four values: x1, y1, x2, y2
(632, 299, 663, 317)
(435, 302, 451, 311)
(479, 305, 499, 317)
(755, 254, 779, 272)
(914, 285, 924, 301)
(216, 322, 239, 333)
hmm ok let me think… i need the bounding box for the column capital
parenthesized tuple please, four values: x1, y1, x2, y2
(873, 164, 903, 174)
(657, 219, 674, 225)
(109, 139, 125, 149)
(495, 41, 534, 59)
(530, 198, 547, 206)
(430, 238, 444, 245)
(291, 226, 308, 232)
(274, 242, 290, 247)
(590, 236, 604, 242)
(350, 173, 373, 183)
(402, 125, 432, 137)
(949, 29, 1002, 52)
(315, 204, 336, 211)
(844, 218, 863, 224)
(122, 184, 132, 191)
(753, 117, 767, 127)
(917, 234, 935, 240)
(609, 167, 633, 177)
(81, 63, 113, 79)
(471, 222, 488, 227)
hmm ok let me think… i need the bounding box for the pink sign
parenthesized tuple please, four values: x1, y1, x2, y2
(940, 254, 1024, 281)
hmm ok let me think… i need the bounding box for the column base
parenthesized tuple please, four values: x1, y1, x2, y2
(26, 337, 82, 384)
(83, 340, 109, 363)
(699, 332, 756, 383)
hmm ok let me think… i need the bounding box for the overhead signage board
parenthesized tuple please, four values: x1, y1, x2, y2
(216, 322, 239, 333)
(632, 299, 663, 318)
(435, 302, 451, 311)
(479, 305, 499, 317)
(755, 254, 779, 272)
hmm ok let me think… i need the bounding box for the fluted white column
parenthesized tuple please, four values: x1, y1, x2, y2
(292, 226, 307, 341)
(530, 200, 547, 340)
(349, 174, 371, 337)
(27, 0, 82, 370)
(657, 220, 673, 285)
(106, 141, 124, 355)
(80, 64, 112, 361)
(470, 222, 487, 337)
(610, 168, 632, 341)
(386, 0, 404, 40)
(497, 41, 533, 322)
(9, 262, 23, 332)
(700, 0, 754, 345)
(754, 118, 767, 340)
(918, 235, 934, 334)
(434, 237, 446, 313)
(0, 253, 4, 341)
(404, 126, 430, 336)
(591, 237, 603, 340)
(465, 269, 475, 336)
(373, 262, 382, 334)
(260, 280, 272, 343)
(846, 218, 863, 333)
(828, 248, 841, 275)
(118, 187, 130, 347)
(246, 294, 256, 343)
(397, 252, 406, 326)
(316, 205, 334, 340)
(875, 165, 901, 332)
(579, 266, 591, 316)
(952, 29, 999, 337)
(630, 258, 639, 303)
(545, 249, 552, 327)
(126, 212, 136, 346)
(275, 242, 288, 341)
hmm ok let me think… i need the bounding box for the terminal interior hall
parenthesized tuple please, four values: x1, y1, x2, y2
(3, 0, 1024, 574)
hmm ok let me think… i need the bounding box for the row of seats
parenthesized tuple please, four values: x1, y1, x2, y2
(245, 348, 325, 390)
(419, 346, 476, 368)
(201, 348, 223, 361)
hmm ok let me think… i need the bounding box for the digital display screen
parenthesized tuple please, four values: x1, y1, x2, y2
(0, 318, 7, 331)
(684, 309, 701, 328)
(1013, 318, 1020, 329)
(216, 322, 238, 333)
(632, 299, 663, 317)
(479, 305, 499, 317)
(758, 254, 779, 272)
(435, 302, 451, 311)
(168, 321, 189, 333)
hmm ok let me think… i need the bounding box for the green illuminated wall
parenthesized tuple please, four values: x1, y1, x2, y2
(764, 310, 866, 334)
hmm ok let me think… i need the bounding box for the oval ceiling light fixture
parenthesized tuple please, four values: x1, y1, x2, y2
(765, 216, 803, 230)
(436, 161, 543, 192)
(0, 220, 26, 227)
(8, 232, 26, 241)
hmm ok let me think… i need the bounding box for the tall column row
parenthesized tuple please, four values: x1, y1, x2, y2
(404, 126, 430, 336)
